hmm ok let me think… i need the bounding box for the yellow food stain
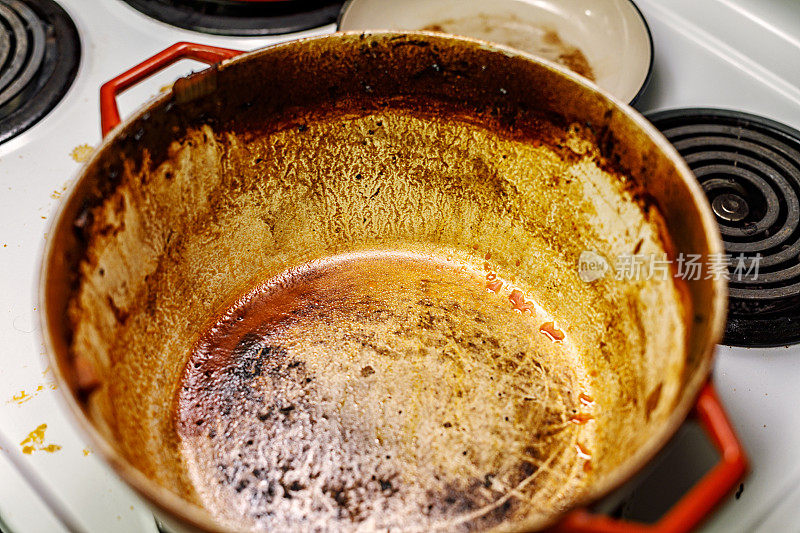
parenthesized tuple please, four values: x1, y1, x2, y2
(10, 390, 31, 404)
(50, 179, 73, 200)
(7, 383, 56, 404)
(82, 448, 92, 456)
(70, 144, 93, 163)
(19, 424, 61, 455)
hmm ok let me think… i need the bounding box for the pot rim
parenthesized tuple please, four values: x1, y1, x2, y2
(37, 30, 727, 532)
(335, 0, 656, 105)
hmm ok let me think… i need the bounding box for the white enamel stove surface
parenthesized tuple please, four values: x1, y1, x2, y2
(0, 0, 799, 531)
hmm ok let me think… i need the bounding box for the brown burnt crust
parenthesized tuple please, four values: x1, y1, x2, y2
(54, 34, 684, 365)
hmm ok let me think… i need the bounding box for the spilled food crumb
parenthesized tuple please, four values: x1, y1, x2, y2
(7, 383, 57, 405)
(20, 423, 61, 454)
(9, 390, 31, 404)
(70, 144, 94, 163)
(51, 179, 73, 200)
(82, 448, 92, 456)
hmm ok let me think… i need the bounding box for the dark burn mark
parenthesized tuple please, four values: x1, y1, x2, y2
(174, 252, 582, 530)
(235, 479, 250, 493)
(735, 483, 744, 500)
(426, 477, 519, 526)
(326, 486, 349, 510)
(517, 457, 538, 480)
(228, 333, 289, 381)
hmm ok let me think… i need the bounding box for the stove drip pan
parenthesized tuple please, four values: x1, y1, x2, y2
(0, 0, 80, 144)
(119, 0, 342, 36)
(649, 108, 800, 347)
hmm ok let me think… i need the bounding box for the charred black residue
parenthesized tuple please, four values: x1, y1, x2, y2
(424, 478, 518, 529)
(178, 316, 313, 442)
(228, 333, 288, 381)
(174, 251, 579, 530)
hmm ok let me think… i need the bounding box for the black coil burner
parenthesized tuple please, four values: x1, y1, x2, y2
(0, 0, 79, 144)
(648, 108, 800, 347)
(120, 0, 343, 36)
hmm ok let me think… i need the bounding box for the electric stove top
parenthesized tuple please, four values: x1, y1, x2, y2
(0, 0, 79, 144)
(118, 0, 343, 36)
(0, 0, 799, 531)
(648, 108, 800, 348)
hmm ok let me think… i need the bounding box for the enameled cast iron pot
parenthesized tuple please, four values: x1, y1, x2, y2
(40, 33, 746, 533)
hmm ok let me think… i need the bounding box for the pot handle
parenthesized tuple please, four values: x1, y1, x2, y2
(554, 383, 748, 533)
(99, 42, 243, 137)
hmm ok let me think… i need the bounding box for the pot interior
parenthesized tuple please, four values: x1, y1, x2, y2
(44, 33, 721, 532)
